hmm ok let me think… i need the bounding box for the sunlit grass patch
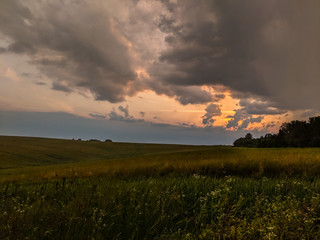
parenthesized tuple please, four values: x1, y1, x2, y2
(2, 145, 320, 182)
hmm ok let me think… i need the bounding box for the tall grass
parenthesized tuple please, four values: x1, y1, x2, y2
(2, 176, 320, 239)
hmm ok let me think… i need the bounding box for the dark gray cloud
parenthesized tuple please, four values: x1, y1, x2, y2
(51, 82, 72, 93)
(173, 86, 213, 105)
(239, 99, 287, 115)
(226, 109, 249, 129)
(202, 103, 222, 126)
(262, 121, 277, 129)
(145, 79, 214, 105)
(226, 109, 264, 130)
(35, 81, 46, 86)
(0, 47, 6, 53)
(118, 105, 129, 118)
(151, 0, 320, 110)
(238, 116, 263, 130)
(108, 105, 144, 123)
(1, 0, 319, 110)
(299, 110, 320, 119)
(214, 94, 225, 100)
(108, 110, 126, 121)
(89, 113, 106, 119)
(0, 0, 137, 102)
(139, 111, 145, 117)
(21, 72, 32, 78)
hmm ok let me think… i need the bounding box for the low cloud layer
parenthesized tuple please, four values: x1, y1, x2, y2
(108, 105, 144, 123)
(0, 0, 319, 110)
(0, 111, 266, 145)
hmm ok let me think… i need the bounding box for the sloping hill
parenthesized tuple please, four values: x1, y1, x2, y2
(2, 135, 320, 183)
(0, 136, 210, 169)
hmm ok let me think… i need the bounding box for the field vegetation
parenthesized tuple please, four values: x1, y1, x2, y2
(1, 136, 320, 239)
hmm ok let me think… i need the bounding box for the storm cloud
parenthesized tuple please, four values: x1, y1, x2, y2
(152, 0, 320, 110)
(0, 0, 319, 109)
(0, 0, 137, 102)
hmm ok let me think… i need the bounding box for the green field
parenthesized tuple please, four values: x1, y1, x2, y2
(2, 136, 320, 239)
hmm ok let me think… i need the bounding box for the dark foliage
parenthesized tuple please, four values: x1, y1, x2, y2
(234, 116, 320, 148)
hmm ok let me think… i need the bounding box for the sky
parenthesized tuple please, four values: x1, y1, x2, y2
(0, 0, 319, 145)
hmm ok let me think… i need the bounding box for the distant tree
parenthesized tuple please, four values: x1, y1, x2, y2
(233, 133, 256, 147)
(279, 120, 309, 147)
(309, 117, 320, 147)
(233, 137, 245, 147)
(245, 133, 253, 140)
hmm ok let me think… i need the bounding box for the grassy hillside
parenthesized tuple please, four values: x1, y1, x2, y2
(0, 135, 209, 169)
(2, 136, 320, 239)
(1, 136, 320, 182)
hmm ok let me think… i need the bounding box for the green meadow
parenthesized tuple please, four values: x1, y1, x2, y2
(2, 136, 320, 239)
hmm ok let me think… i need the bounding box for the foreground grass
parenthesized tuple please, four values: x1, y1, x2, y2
(2, 176, 320, 239)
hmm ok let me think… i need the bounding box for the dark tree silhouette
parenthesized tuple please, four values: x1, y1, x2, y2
(233, 116, 320, 148)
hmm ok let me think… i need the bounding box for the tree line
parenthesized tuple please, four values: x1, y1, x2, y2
(233, 116, 320, 147)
